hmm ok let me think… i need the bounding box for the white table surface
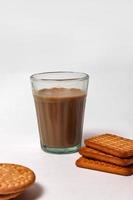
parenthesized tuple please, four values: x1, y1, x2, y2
(0, 1, 133, 199)
(0, 70, 133, 200)
(0, 143, 133, 200)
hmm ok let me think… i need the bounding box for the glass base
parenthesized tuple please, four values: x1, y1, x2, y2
(41, 144, 81, 154)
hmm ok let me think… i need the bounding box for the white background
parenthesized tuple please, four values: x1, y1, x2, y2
(0, 1, 133, 200)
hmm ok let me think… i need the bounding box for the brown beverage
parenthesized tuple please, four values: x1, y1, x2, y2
(33, 87, 86, 148)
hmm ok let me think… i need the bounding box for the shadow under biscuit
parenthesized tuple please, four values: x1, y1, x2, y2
(15, 183, 45, 200)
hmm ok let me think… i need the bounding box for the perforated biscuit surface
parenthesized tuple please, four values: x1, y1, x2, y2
(0, 164, 35, 194)
(85, 133, 133, 157)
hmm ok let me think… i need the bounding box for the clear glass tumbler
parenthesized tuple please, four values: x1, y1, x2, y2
(30, 71, 89, 154)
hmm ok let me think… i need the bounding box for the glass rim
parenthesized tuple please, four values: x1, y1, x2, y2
(30, 71, 89, 82)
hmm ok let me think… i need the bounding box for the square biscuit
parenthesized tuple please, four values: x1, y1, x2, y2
(76, 157, 133, 176)
(79, 147, 133, 166)
(85, 133, 133, 158)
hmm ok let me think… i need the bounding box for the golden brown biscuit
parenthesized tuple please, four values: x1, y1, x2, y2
(85, 133, 133, 158)
(79, 147, 133, 166)
(0, 192, 22, 200)
(76, 157, 133, 176)
(0, 163, 35, 194)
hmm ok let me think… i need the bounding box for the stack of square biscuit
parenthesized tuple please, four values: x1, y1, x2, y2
(76, 133, 133, 176)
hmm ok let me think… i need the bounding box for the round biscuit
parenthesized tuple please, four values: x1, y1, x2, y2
(0, 164, 35, 194)
(0, 191, 22, 200)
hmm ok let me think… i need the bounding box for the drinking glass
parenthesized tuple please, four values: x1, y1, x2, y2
(30, 71, 89, 154)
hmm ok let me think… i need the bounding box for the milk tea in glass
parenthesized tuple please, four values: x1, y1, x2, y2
(30, 72, 89, 154)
